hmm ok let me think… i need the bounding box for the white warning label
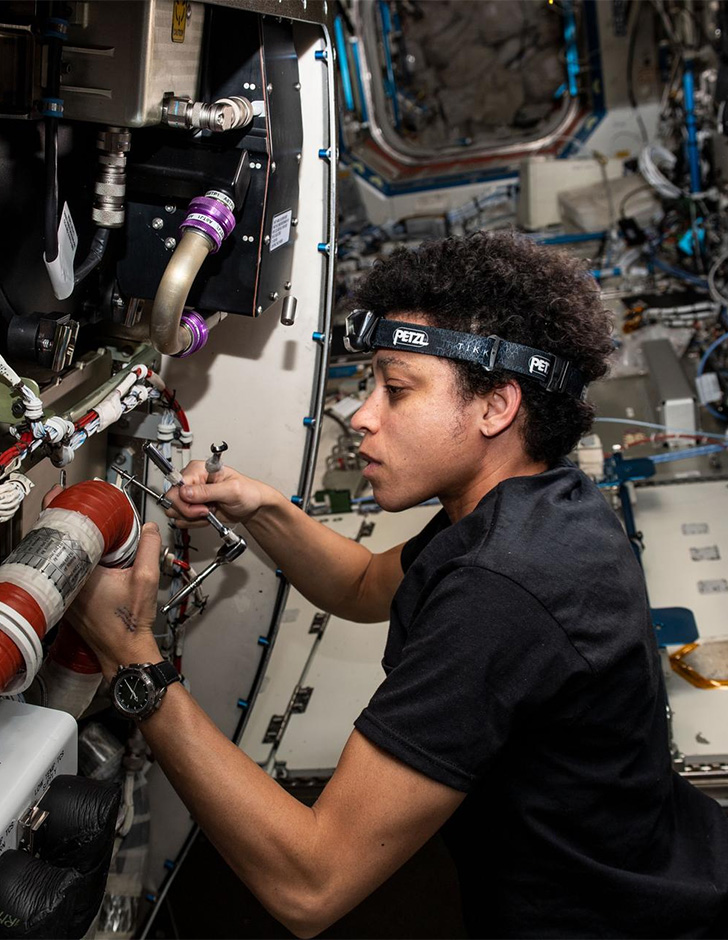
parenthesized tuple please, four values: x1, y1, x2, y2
(269, 209, 292, 251)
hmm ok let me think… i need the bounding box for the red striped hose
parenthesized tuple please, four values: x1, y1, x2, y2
(0, 480, 139, 695)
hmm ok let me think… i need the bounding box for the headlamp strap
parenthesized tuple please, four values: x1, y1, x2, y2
(372, 319, 587, 399)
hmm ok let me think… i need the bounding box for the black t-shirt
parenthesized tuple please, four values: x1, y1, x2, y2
(355, 462, 728, 938)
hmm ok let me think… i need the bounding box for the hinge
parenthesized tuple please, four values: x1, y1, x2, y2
(309, 612, 328, 635)
(292, 686, 313, 713)
(358, 520, 375, 538)
(18, 805, 49, 855)
(263, 715, 284, 744)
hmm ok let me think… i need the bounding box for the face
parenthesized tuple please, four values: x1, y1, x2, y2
(350, 316, 490, 514)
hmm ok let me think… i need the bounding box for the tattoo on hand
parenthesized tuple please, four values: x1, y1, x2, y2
(115, 606, 137, 633)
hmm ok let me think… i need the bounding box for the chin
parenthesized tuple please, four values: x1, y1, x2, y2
(372, 488, 425, 513)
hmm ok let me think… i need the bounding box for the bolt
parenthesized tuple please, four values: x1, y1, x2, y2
(290, 496, 303, 507)
(11, 400, 24, 418)
(267, 83, 273, 93)
(294, 82, 301, 91)
(114, 453, 126, 465)
(303, 416, 316, 428)
(269, 291, 279, 301)
(164, 237, 177, 250)
(315, 49, 327, 61)
(284, 281, 291, 290)
(291, 217, 298, 226)
(243, 82, 250, 89)
(264, 234, 271, 244)
(256, 305, 263, 314)
(271, 162, 277, 173)
(318, 148, 331, 160)
(165, 204, 176, 213)
(152, 217, 163, 230)
(296, 152, 302, 164)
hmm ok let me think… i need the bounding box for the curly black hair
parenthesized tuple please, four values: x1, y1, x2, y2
(352, 231, 613, 466)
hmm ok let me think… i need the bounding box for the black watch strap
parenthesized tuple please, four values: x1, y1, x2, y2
(147, 660, 181, 691)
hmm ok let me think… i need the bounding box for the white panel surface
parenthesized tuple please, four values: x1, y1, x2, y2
(272, 504, 440, 774)
(144, 20, 335, 890)
(634, 482, 728, 761)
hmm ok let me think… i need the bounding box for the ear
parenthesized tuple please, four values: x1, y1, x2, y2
(479, 381, 522, 439)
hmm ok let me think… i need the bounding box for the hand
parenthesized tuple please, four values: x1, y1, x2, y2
(165, 462, 274, 527)
(65, 523, 163, 679)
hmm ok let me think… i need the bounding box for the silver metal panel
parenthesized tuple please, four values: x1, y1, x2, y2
(63, 0, 205, 126)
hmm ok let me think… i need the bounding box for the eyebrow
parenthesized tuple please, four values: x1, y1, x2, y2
(375, 355, 414, 370)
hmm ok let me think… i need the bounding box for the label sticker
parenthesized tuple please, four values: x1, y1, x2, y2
(695, 372, 722, 405)
(682, 523, 709, 535)
(5, 527, 91, 601)
(269, 209, 292, 251)
(690, 546, 721, 561)
(698, 579, 728, 594)
(44, 203, 77, 301)
(172, 0, 187, 42)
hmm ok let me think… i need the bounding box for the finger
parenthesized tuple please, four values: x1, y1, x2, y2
(179, 460, 209, 485)
(42, 484, 64, 511)
(133, 522, 163, 585)
(179, 481, 230, 506)
(168, 518, 209, 530)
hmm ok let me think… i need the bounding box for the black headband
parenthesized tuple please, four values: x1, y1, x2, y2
(343, 310, 588, 399)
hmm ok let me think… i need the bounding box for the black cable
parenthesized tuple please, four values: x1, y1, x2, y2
(324, 407, 354, 440)
(44, 117, 59, 262)
(627, 0, 649, 144)
(74, 227, 110, 284)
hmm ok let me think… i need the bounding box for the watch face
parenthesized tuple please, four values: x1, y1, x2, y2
(113, 669, 155, 718)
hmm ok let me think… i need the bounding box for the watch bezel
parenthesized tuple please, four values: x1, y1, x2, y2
(111, 663, 162, 720)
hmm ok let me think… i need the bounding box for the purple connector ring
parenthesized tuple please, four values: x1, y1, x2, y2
(179, 194, 236, 253)
(174, 310, 210, 358)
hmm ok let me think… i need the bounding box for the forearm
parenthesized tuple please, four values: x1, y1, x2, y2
(134, 664, 332, 935)
(245, 487, 384, 621)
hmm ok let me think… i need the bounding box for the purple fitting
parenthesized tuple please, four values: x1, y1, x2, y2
(179, 194, 236, 253)
(174, 310, 209, 358)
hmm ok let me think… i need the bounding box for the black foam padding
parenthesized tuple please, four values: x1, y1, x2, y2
(37, 775, 120, 872)
(36, 775, 121, 936)
(0, 850, 82, 939)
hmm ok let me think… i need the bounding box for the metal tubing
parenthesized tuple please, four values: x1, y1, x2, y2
(150, 230, 213, 356)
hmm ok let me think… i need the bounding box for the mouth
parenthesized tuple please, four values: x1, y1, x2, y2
(359, 451, 381, 475)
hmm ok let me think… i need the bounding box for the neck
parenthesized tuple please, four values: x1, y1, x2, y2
(440, 445, 549, 523)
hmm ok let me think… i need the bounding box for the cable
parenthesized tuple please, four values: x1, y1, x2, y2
(650, 256, 709, 289)
(707, 250, 728, 306)
(627, 0, 650, 144)
(44, 119, 59, 262)
(74, 227, 110, 285)
(594, 416, 728, 442)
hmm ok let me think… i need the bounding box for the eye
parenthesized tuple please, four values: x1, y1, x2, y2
(384, 385, 405, 397)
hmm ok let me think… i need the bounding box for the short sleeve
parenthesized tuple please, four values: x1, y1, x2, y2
(355, 566, 590, 791)
(400, 508, 450, 572)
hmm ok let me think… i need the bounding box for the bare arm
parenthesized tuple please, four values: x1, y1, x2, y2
(67, 529, 464, 938)
(166, 463, 404, 622)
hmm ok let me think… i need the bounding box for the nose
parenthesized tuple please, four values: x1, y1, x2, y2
(351, 391, 379, 435)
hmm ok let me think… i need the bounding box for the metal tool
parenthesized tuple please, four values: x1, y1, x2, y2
(114, 466, 173, 511)
(161, 538, 246, 613)
(142, 441, 241, 547)
(205, 441, 228, 479)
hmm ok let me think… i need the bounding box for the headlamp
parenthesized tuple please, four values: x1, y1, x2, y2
(343, 309, 587, 399)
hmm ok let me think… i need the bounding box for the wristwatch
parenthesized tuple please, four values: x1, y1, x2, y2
(110, 661, 181, 721)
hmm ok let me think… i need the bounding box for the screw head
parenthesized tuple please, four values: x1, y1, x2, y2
(294, 82, 301, 91)
(164, 237, 177, 250)
(264, 234, 271, 244)
(256, 305, 263, 314)
(296, 152, 302, 163)
(11, 400, 24, 417)
(267, 83, 273, 93)
(165, 204, 176, 213)
(152, 217, 164, 230)
(291, 217, 298, 226)
(284, 281, 291, 290)
(271, 162, 277, 173)
(269, 291, 279, 301)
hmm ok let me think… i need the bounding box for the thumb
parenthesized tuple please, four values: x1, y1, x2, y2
(133, 522, 162, 580)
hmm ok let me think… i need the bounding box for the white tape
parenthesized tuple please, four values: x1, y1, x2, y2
(43, 203, 78, 301)
(0, 600, 43, 694)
